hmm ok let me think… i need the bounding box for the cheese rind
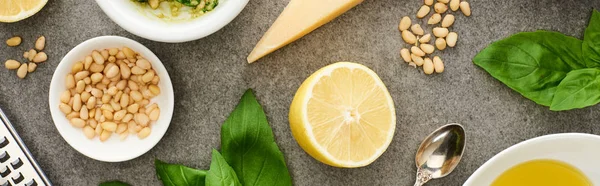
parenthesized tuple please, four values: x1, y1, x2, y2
(247, 0, 364, 63)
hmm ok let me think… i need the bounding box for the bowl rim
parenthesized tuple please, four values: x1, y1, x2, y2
(95, 0, 249, 43)
(464, 133, 600, 185)
(48, 35, 174, 162)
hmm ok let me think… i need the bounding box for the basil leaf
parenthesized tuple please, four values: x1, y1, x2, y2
(583, 9, 600, 67)
(550, 68, 600, 110)
(205, 150, 242, 186)
(473, 31, 585, 106)
(175, 0, 201, 7)
(221, 89, 292, 186)
(155, 159, 207, 186)
(99, 181, 130, 186)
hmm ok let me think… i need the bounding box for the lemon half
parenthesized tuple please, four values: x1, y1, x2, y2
(289, 62, 396, 168)
(0, 0, 48, 23)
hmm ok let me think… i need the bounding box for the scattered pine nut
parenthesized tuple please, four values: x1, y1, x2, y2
(27, 49, 36, 61)
(420, 44, 435, 54)
(27, 63, 37, 72)
(399, 16, 411, 31)
(402, 30, 417, 44)
(411, 46, 426, 57)
(450, 0, 460, 11)
(17, 63, 28, 79)
(4, 60, 20, 70)
(442, 14, 455, 28)
(447, 32, 458, 47)
(424, 0, 433, 6)
(33, 52, 47, 63)
(411, 54, 424, 66)
(411, 24, 425, 36)
(434, 3, 448, 14)
(428, 14, 441, 25)
(419, 34, 432, 43)
(433, 56, 444, 73)
(416, 5, 431, 19)
(433, 27, 449, 38)
(423, 58, 434, 75)
(35, 36, 45, 51)
(400, 48, 412, 62)
(6, 36, 21, 47)
(460, 1, 471, 16)
(435, 38, 447, 50)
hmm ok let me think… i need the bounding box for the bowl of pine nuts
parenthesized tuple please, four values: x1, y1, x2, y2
(49, 36, 174, 162)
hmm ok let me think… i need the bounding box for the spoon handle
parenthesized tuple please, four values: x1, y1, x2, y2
(414, 168, 432, 186)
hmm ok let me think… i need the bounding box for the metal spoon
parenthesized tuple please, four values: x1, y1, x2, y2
(414, 123, 466, 186)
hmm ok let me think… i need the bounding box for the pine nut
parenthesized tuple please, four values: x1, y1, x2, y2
(149, 85, 161, 96)
(433, 27, 449, 37)
(411, 24, 424, 36)
(424, 0, 433, 6)
(420, 44, 435, 54)
(116, 80, 127, 90)
(402, 30, 417, 45)
(83, 126, 95, 139)
(119, 63, 131, 79)
(101, 50, 109, 60)
(35, 36, 46, 50)
(149, 108, 160, 121)
(130, 91, 143, 102)
(100, 130, 112, 142)
(131, 66, 146, 75)
(81, 92, 91, 103)
(92, 50, 105, 65)
(400, 48, 411, 62)
(74, 71, 89, 81)
(447, 32, 458, 47)
(27, 49, 36, 61)
(95, 108, 102, 121)
(59, 103, 72, 114)
(419, 34, 431, 43)
(27, 62, 36, 72)
(5, 60, 20, 70)
(436, 38, 447, 50)
(151, 76, 160, 84)
(416, 5, 431, 18)
(66, 112, 79, 120)
(66, 74, 75, 89)
(71, 118, 86, 128)
(135, 113, 150, 127)
(450, 0, 460, 11)
(123, 114, 134, 123)
(411, 54, 424, 66)
(411, 46, 425, 57)
(87, 96, 96, 110)
(105, 65, 120, 78)
(101, 122, 118, 132)
(423, 58, 434, 75)
(146, 104, 158, 115)
(73, 94, 82, 112)
(441, 14, 455, 27)
(61, 91, 71, 103)
(428, 13, 441, 25)
(136, 59, 152, 70)
(33, 52, 47, 63)
(127, 103, 139, 113)
(122, 47, 135, 59)
(116, 51, 126, 59)
(23, 51, 29, 59)
(114, 110, 127, 121)
(434, 3, 448, 13)
(89, 119, 98, 128)
(95, 125, 103, 135)
(460, 2, 471, 16)
(137, 127, 151, 139)
(80, 107, 89, 120)
(109, 48, 119, 56)
(76, 80, 85, 93)
(17, 64, 28, 79)
(6, 36, 21, 47)
(116, 123, 128, 134)
(433, 56, 444, 73)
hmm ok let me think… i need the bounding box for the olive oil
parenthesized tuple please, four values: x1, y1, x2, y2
(491, 159, 592, 186)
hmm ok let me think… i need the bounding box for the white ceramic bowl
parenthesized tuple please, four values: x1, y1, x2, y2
(95, 0, 249, 43)
(464, 133, 600, 185)
(49, 36, 174, 162)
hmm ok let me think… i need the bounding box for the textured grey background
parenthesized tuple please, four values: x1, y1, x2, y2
(1, 0, 600, 185)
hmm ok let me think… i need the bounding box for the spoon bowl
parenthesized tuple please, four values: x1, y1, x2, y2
(414, 123, 466, 186)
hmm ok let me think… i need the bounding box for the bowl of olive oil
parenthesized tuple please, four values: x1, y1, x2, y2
(465, 133, 599, 186)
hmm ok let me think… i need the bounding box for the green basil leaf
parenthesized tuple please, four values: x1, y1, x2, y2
(155, 159, 207, 186)
(473, 31, 585, 106)
(550, 68, 600, 110)
(99, 181, 131, 186)
(583, 9, 600, 67)
(221, 89, 292, 186)
(175, 0, 201, 7)
(205, 150, 242, 186)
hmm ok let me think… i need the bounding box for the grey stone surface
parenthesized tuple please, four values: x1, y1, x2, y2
(0, 0, 599, 185)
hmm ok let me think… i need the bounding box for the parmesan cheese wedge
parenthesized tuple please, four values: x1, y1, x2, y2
(247, 0, 364, 63)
